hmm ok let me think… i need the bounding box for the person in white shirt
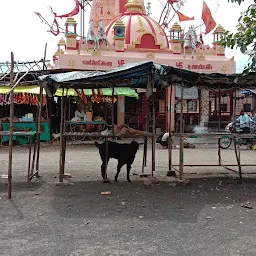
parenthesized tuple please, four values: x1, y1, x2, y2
(235, 110, 252, 133)
(235, 109, 253, 147)
(71, 105, 86, 122)
(75, 108, 86, 120)
(156, 132, 171, 148)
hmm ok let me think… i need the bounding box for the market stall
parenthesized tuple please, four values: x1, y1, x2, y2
(0, 89, 50, 144)
(0, 85, 139, 144)
(40, 61, 157, 183)
(1, 122, 50, 144)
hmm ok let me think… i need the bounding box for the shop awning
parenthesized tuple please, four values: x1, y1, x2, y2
(0, 86, 45, 95)
(39, 61, 155, 96)
(39, 61, 256, 98)
(55, 87, 139, 98)
(0, 85, 139, 98)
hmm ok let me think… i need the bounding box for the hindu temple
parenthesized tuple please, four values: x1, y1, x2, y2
(50, 0, 237, 132)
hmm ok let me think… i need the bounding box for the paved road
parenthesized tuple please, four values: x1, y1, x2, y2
(0, 145, 256, 256)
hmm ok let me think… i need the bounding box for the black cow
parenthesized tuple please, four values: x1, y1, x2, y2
(95, 140, 139, 182)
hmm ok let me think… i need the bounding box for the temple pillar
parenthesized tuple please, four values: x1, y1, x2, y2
(199, 88, 209, 127)
(117, 96, 125, 125)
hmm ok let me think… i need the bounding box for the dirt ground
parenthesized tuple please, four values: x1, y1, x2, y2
(1, 143, 256, 256)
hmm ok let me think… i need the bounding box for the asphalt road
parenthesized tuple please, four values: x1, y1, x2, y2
(0, 144, 256, 256)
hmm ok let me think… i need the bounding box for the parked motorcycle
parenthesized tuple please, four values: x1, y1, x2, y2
(219, 122, 253, 149)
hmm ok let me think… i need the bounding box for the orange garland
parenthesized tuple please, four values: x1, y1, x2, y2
(11, 93, 47, 106)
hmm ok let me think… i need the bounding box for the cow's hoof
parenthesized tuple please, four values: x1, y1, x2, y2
(103, 179, 110, 183)
(127, 179, 132, 183)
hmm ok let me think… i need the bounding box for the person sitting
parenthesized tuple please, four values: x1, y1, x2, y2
(235, 110, 252, 134)
(235, 109, 252, 148)
(71, 105, 86, 122)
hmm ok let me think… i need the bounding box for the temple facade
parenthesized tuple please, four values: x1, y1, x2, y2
(50, 0, 237, 132)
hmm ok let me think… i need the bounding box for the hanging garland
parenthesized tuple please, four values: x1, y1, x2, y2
(74, 89, 87, 104)
(0, 94, 10, 106)
(0, 93, 47, 106)
(91, 96, 117, 104)
(91, 89, 103, 103)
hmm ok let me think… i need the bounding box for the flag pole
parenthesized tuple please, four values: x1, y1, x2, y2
(200, 0, 203, 35)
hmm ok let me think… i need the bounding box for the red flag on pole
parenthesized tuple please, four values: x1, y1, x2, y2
(169, 0, 179, 3)
(177, 11, 194, 22)
(202, 1, 216, 34)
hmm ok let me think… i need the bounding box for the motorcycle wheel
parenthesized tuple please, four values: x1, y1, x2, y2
(219, 138, 232, 149)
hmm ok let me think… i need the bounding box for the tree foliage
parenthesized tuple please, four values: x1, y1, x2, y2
(221, 0, 256, 74)
(228, 0, 244, 3)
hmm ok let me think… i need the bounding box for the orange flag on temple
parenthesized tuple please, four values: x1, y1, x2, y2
(202, 1, 217, 34)
(177, 11, 195, 22)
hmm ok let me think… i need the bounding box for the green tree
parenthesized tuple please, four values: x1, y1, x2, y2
(221, 0, 255, 74)
(228, 0, 244, 3)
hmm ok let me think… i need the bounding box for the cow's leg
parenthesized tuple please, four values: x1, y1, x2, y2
(101, 158, 109, 182)
(115, 162, 123, 182)
(126, 164, 132, 182)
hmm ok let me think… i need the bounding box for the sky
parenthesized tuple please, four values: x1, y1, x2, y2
(0, 0, 253, 72)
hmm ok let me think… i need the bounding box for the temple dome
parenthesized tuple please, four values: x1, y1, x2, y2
(105, 0, 169, 50)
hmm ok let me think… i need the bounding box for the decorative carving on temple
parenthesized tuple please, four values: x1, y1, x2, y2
(137, 16, 145, 33)
(220, 64, 228, 72)
(91, 51, 101, 56)
(68, 58, 76, 67)
(196, 54, 206, 61)
(146, 52, 155, 59)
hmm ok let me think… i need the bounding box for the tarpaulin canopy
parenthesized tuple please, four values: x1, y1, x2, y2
(39, 61, 256, 97)
(39, 61, 155, 96)
(244, 89, 256, 95)
(155, 64, 256, 89)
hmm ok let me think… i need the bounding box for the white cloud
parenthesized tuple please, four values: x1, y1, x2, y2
(0, 0, 252, 72)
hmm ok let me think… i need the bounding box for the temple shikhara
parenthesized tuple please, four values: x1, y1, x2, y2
(45, 0, 237, 132)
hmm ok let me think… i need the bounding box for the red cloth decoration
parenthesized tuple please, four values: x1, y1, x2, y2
(75, 89, 87, 104)
(177, 11, 194, 22)
(34, 12, 60, 36)
(169, 0, 183, 6)
(202, 1, 217, 34)
(51, 17, 60, 36)
(54, 0, 80, 18)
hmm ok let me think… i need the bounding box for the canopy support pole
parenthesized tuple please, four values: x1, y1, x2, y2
(218, 88, 222, 166)
(61, 89, 68, 180)
(232, 88, 243, 182)
(151, 71, 156, 176)
(35, 43, 48, 177)
(8, 52, 14, 199)
(59, 88, 65, 183)
(111, 84, 115, 137)
(179, 79, 184, 180)
(167, 83, 176, 177)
